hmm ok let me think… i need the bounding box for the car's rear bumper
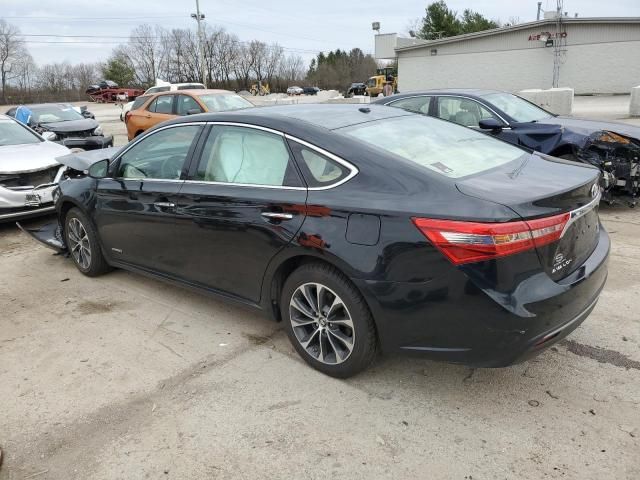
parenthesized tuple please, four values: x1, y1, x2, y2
(353, 227, 610, 367)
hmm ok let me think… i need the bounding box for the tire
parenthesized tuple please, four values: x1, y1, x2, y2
(64, 207, 111, 277)
(281, 262, 377, 378)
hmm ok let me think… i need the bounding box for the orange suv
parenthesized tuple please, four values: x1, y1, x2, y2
(125, 89, 253, 140)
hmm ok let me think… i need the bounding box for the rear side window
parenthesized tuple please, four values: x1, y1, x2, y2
(340, 115, 526, 179)
(288, 141, 350, 188)
(193, 126, 301, 187)
(148, 95, 174, 114)
(388, 96, 431, 115)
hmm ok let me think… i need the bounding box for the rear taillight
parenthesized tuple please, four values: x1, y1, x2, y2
(412, 213, 570, 265)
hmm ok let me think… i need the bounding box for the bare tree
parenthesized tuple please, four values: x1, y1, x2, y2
(0, 20, 28, 103)
(127, 24, 166, 87)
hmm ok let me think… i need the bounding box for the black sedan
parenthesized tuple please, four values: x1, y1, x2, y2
(6, 103, 113, 150)
(20, 105, 609, 378)
(375, 89, 640, 205)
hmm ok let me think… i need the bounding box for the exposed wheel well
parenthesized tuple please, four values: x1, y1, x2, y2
(268, 256, 358, 322)
(135, 129, 144, 137)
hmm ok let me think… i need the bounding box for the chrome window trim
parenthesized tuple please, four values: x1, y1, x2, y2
(111, 121, 359, 191)
(383, 94, 512, 130)
(284, 135, 359, 191)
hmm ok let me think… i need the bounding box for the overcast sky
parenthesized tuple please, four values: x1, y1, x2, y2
(3, 0, 639, 66)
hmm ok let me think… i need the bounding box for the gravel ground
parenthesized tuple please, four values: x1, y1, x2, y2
(0, 97, 638, 480)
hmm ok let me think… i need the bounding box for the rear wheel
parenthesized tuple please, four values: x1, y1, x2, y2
(281, 263, 377, 378)
(64, 208, 111, 277)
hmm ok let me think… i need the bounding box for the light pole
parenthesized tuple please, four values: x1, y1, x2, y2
(191, 0, 207, 86)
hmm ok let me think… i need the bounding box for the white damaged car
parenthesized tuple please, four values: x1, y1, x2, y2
(0, 114, 70, 221)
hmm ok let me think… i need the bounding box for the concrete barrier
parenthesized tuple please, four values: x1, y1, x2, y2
(518, 87, 574, 115)
(630, 86, 640, 117)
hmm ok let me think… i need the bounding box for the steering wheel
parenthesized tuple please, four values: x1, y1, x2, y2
(160, 155, 184, 179)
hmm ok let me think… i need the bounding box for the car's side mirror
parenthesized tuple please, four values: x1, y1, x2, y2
(88, 159, 109, 179)
(42, 131, 57, 141)
(479, 118, 505, 132)
(186, 109, 202, 116)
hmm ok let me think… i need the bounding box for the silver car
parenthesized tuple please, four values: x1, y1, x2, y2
(0, 114, 70, 221)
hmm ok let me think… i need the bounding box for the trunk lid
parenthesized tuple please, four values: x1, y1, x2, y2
(456, 153, 601, 280)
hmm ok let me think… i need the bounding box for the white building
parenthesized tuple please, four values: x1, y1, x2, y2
(375, 17, 640, 95)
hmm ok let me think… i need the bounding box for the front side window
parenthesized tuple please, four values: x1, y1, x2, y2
(176, 95, 203, 116)
(288, 141, 350, 188)
(194, 126, 300, 187)
(117, 125, 201, 180)
(148, 95, 174, 114)
(389, 96, 432, 115)
(340, 115, 527, 179)
(481, 92, 553, 122)
(437, 97, 500, 128)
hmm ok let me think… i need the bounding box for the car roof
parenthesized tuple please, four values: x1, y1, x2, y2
(168, 103, 412, 131)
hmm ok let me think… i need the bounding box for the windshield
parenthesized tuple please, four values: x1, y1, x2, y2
(198, 94, 253, 112)
(30, 105, 84, 124)
(481, 92, 553, 122)
(0, 120, 41, 146)
(340, 115, 527, 179)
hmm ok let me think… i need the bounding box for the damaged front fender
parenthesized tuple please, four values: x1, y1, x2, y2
(16, 220, 67, 253)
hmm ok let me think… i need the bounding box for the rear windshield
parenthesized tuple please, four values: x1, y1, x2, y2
(197, 94, 253, 112)
(340, 115, 526, 179)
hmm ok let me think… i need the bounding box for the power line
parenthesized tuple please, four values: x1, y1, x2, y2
(20, 39, 320, 54)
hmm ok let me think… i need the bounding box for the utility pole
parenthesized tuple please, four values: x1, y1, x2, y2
(191, 0, 207, 86)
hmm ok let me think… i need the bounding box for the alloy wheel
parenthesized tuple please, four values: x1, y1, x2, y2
(289, 282, 355, 365)
(67, 217, 92, 270)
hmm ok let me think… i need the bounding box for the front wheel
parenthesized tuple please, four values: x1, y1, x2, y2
(281, 263, 377, 378)
(64, 208, 111, 277)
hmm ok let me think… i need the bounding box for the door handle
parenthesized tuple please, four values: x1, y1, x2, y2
(261, 212, 293, 220)
(154, 201, 176, 209)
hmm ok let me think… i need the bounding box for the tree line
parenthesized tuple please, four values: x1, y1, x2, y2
(0, 18, 378, 105)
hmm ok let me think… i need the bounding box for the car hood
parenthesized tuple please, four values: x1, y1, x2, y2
(38, 118, 99, 133)
(538, 116, 640, 139)
(55, 146, 121, 171)
(0, 141, 70, 174)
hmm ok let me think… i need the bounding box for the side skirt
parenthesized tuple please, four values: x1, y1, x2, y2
(108, 259, 267, 316)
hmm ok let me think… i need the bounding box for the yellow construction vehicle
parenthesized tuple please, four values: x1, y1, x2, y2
(250, 81, 270, 96)
(365, 75, 397, 97)
(365, 66, 398, 97)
